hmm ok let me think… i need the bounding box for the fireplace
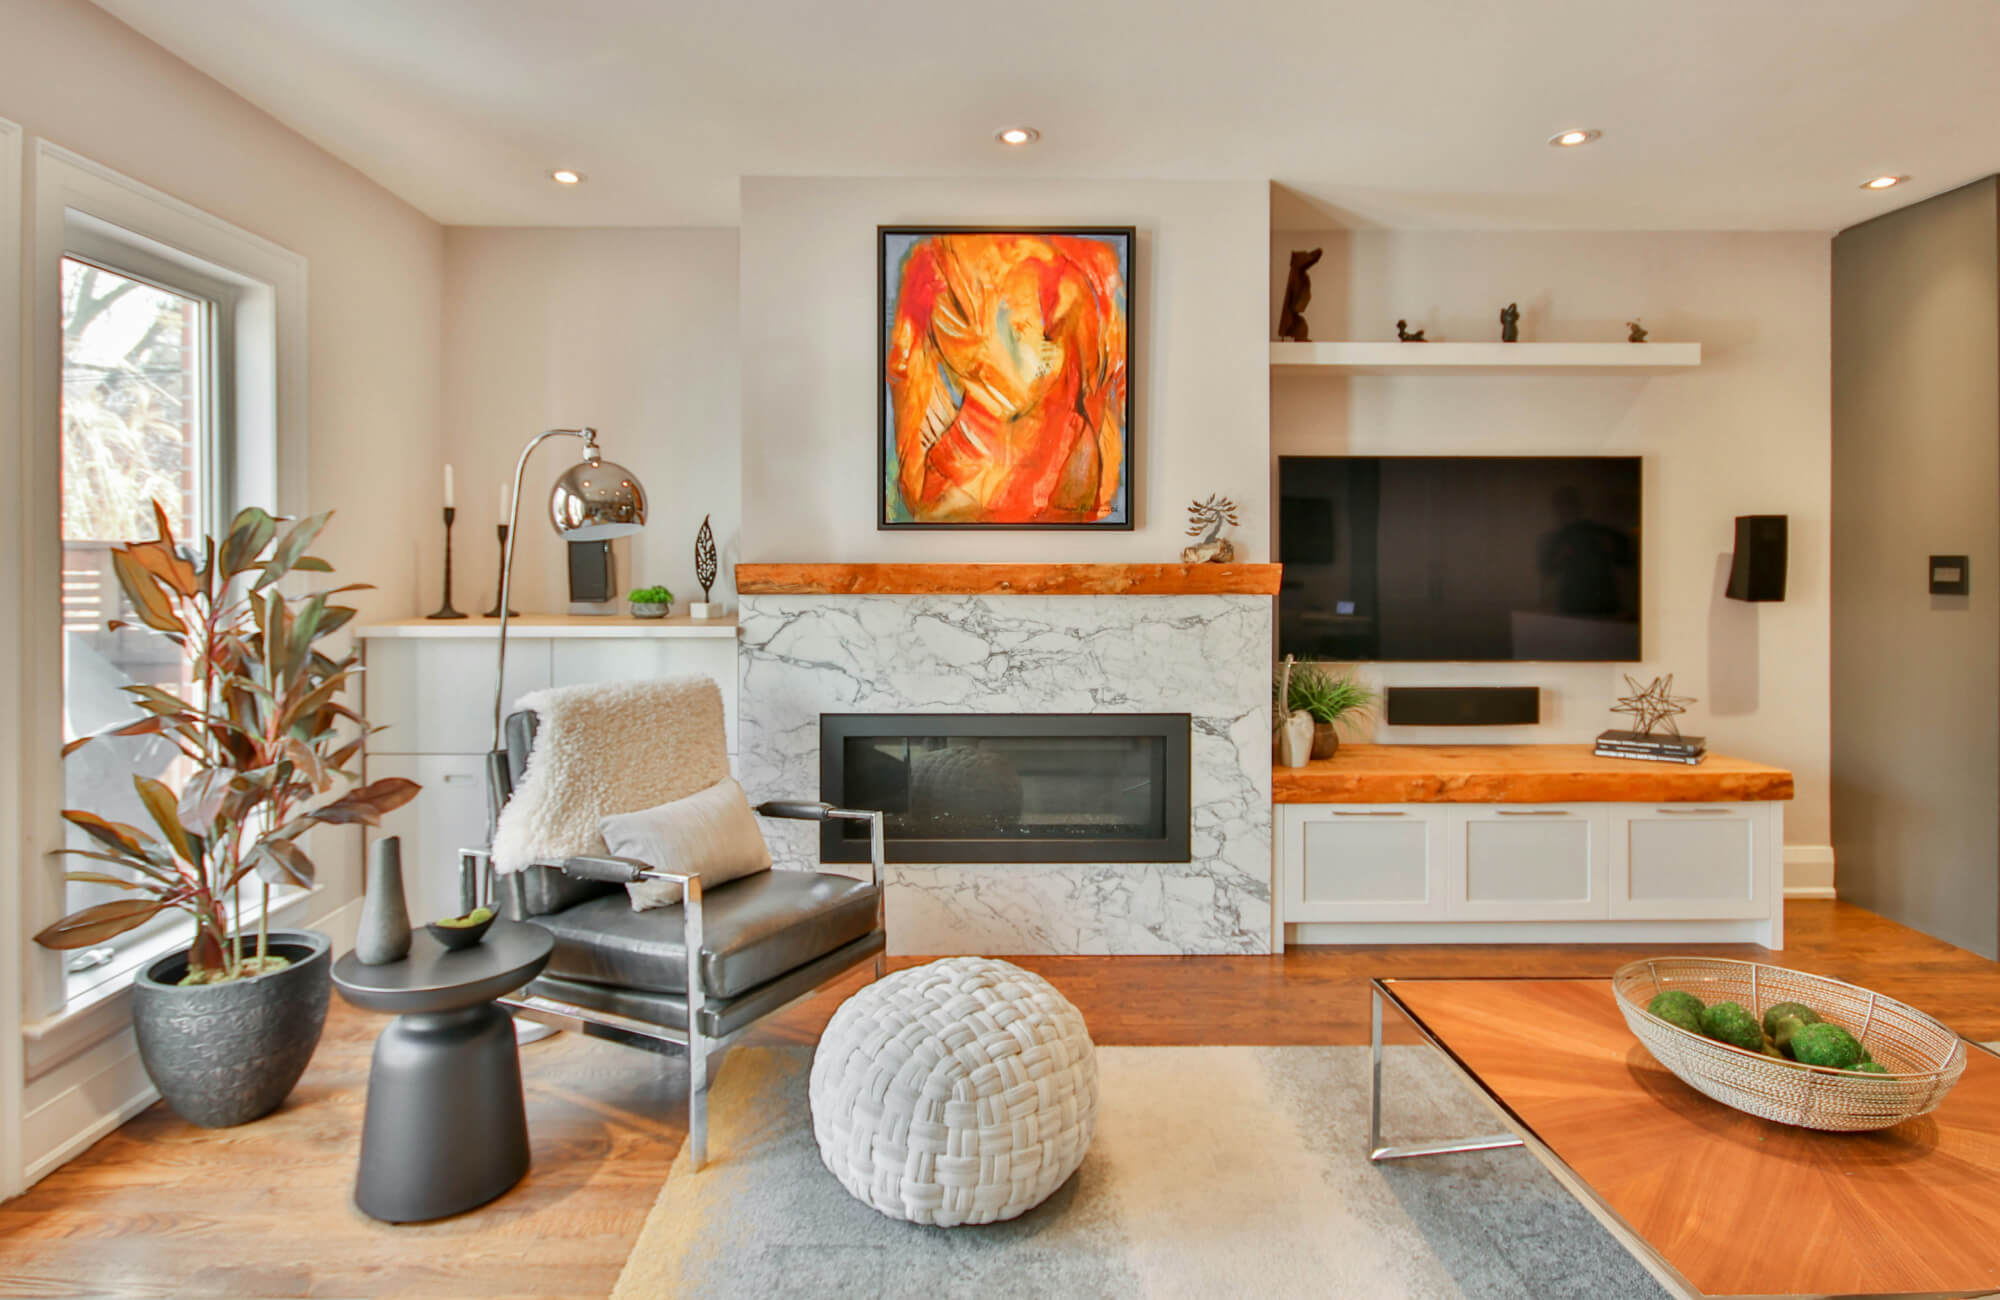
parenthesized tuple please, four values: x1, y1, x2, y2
(819, 713, 1192, 864)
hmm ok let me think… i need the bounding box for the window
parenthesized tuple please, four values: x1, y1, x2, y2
(57, 237, 242, 998)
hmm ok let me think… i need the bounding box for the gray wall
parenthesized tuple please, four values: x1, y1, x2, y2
(1831, 176, 2000, 959)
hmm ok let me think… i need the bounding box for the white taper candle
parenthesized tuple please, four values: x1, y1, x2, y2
(499, 480, 511, 522)
(444, 463, 455, 508)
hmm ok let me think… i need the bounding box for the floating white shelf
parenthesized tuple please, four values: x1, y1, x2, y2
(1270, 341, 1701, 375)
(354, 614, 738, 640)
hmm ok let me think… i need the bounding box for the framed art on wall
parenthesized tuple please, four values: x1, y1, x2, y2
(879, 226, 1134, 530)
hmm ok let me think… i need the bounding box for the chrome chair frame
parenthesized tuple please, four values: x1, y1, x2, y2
(461, 802, 886, 1169)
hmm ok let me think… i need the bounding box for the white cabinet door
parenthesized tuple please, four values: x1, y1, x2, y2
(365, 754, 490, 926)
(549, 638, 739, 754)
(362, 639, 552, 756)
(1281, 805, 1449, 922)
(1611, 804, 1771, 919)
(1446, 805, 1608, 920)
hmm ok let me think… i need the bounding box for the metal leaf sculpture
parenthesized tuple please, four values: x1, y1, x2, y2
(1186, 494, 1241, 543)
(695, 514, 717, 602)
(34, 502, 419, 981)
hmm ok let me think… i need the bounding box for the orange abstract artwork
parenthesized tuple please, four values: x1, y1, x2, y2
(880, 228, 1132, 528)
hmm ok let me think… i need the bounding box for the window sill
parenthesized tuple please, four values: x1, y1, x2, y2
(23, 885, 325, 1080)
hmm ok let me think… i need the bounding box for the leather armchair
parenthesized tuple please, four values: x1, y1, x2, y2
(463, 711, 886, 1170)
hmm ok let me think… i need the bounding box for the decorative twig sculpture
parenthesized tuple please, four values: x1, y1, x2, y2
(1610, 673, 1694, 737)
(1278, 248, 1322, 343)
(690, 514, 721, 619)
(1182, 494, 1240, 563)
(1500, 302, 1520, 342)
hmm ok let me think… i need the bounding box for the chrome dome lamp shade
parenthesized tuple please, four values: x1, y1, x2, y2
(549, 443, 647, 541)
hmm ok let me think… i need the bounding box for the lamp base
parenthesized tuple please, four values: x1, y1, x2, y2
(567, 600, 618, 617)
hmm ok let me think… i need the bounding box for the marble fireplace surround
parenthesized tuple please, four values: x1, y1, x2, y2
(735, 564, 1281, 957)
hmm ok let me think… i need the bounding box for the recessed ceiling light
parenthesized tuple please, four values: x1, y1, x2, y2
(1861, 175, 1908, 190)
(1548, 129, 1601, 148)
(549, 168, 585, 185)
(995, 126, 1040, 146)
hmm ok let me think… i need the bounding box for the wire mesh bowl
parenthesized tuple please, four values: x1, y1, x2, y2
(1612, 956, 1967, 1132)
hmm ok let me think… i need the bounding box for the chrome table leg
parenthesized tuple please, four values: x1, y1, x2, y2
(1369, 983, 1523, 1163)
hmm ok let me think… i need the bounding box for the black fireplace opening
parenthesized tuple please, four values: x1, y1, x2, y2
(819, 713, 1192, 864)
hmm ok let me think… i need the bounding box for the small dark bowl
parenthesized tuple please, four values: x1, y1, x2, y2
(425, 911, 497, 950)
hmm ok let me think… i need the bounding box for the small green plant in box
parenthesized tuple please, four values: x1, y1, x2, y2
(628, 584, 674, 618)
(1273, 663, 1377, 759)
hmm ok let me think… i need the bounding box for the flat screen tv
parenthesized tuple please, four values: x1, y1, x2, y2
(1277, 456, 1642, 662)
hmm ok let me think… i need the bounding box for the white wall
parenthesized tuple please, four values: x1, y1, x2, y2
(440, 227, 741, 612)
(740, 177, 1270, 561)
(1269, 229, 1832, 850)
(1, 0, 442, 1188)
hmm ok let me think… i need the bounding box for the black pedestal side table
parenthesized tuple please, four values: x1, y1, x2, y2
(332, 921, 553, 1222)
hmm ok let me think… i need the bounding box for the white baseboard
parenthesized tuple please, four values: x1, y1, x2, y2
(1783, 844, 1836, 899)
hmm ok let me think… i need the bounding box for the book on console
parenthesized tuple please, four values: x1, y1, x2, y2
(1596, 729, 1705, 753)
(1594, 745, 1706, 765)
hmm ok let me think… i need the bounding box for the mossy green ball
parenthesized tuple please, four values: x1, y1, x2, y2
(1849, 1061, 1891, 1075)
(1761, 1001, 1820, 1038)
(1789, 1022, 1865, 1069)
(1700, 1001, 1766, 1052)
(1647, 990, 1706, 1034)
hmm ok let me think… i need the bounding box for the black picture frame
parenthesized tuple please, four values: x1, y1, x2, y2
(877, 225, 1137, 531)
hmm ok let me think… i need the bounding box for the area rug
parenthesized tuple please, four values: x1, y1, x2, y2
(611, 1045, 1664, 1299)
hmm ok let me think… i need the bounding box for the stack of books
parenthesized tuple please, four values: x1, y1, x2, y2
(1595, 729, 1707, 765)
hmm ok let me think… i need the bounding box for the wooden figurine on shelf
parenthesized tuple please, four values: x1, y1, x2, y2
(1396, 319, 1428, 342)
(1500, 302, 1520, 342)
(1277, 247, 1323, 342)
(1627, 319, 1649, 343)
(1182, 494, 1240, 564)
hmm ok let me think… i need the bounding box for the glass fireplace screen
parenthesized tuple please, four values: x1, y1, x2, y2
(818, 713, 1192, 864)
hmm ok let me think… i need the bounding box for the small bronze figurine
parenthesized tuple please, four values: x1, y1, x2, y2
(1396, 319, 1428, 342)
(1500, 302, 1520, 342)
(1627, 319, 1648, 343)
(1277, 247, 1322, 343)
(1182, 494, 1240, 564)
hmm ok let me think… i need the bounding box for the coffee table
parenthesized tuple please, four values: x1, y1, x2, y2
(332, 921, 553, 1222)
(1371, 977, 2000, 1299)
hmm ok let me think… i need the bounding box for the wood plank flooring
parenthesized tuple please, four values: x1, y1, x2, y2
(3, 901, 1996, 1299)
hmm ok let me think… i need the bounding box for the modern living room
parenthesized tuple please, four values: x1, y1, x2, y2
(6, 1, 2000, 1296)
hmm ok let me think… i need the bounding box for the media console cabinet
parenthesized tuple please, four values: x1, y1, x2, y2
(1275, 745, 1793, 949)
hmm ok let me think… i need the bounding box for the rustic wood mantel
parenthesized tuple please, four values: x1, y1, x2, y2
(734, 563, 1283, 596)
(1275, 744, 1794, 803)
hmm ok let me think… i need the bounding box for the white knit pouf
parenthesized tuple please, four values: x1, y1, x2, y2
(809, 956, 1098, 1227)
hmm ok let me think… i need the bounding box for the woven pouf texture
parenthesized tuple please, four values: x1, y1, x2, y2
(809, 956, 1098, 1227)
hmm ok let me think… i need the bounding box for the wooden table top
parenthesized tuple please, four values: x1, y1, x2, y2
(1276, 743, 1794, 804)
(1384, 978, 2000, 1298)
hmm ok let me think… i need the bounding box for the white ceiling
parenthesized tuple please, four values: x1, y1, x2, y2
(91, 0, 2000, 231)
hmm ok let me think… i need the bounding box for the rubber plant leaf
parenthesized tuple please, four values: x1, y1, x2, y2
(33, 898, 168, 949)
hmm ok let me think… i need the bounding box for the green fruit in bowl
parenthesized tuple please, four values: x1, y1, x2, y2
(1789, 1022, 1865, 1069)
(1761, 1001, 1820, 1038)
(1646, 990, 1706, 1034)
(1700, 1001, 1766, 1052)
(1849, 1061, 1891, 1075)
(436, 905, 493, 929)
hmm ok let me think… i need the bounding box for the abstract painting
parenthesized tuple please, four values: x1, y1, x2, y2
(879, 227, 1134, 529)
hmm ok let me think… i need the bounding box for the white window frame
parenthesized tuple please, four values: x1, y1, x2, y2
(21, 142, 309, 1032)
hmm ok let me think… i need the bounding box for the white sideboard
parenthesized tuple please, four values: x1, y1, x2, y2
(355, 615, 739, 922)
(1275, 745, 1793, 948)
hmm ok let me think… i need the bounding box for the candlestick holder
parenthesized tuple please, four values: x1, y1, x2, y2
(483, 524, 519, 618)
(426, 506, 468, 620)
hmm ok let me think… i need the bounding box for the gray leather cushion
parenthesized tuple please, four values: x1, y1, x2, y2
(529, 868, 880, 1000)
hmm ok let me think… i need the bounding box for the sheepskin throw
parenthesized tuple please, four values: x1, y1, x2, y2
(490, 676, 731, 875)
(600, 778, 771, 910)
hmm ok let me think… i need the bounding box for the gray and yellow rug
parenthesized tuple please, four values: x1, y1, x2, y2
(613, 1044, 1662, 1298)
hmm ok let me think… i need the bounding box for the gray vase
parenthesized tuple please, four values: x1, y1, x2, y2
(355, 835, 412, 965)
(132, 929, 331, 1128)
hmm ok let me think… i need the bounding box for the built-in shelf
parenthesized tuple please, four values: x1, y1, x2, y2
(354, 614, 738, 640)
(1270, 341, 1701, 375)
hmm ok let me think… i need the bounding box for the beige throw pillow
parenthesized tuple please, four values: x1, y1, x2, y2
(598, 778, 772, 911)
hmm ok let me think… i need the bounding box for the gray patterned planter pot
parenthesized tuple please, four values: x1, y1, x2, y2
(131, 929, 332, 1128)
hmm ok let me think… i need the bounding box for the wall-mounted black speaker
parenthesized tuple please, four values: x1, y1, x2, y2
(1385, 686, 1541, 727)
(567, 539, 616, 614)
(1726, 515, 1787, 602)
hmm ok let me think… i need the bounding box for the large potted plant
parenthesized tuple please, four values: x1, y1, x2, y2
(34, 503, 418, 1127)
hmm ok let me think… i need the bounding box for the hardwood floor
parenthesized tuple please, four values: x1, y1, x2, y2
(3, 900, 1997, 1299)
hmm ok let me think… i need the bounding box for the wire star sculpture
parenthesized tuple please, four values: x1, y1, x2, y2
(1611, 674, 1695, 738)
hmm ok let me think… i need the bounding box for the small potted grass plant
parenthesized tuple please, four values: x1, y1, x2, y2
(628, 584, 674, 618)
(1276, 663, 1377, 759)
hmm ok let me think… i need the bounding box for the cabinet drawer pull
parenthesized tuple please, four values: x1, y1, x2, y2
(442, 772, 474, 783)
(1496, 809, 1569, 816)
(1331, 810, 1405, 817)
(1657, 807, 1730, 815)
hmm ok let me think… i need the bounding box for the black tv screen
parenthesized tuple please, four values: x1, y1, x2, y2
(1278, 456, 1641, 662)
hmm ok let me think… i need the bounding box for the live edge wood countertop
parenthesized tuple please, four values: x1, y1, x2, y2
(734, 563, 1283, 597)
(1274, 743, 1793, 804)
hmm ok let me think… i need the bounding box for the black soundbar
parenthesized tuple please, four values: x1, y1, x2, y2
(1385, 686, 1541, 727)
